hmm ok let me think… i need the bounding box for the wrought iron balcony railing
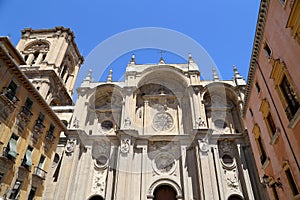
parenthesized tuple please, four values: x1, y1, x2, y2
(33, 166, 47, 179)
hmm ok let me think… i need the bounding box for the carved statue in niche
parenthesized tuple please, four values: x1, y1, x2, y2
(124, 117, 131, 128)
(65, 139, 76, 155)
(120, 138, 130, 154)
(199, 138, 209, 152)
(196, 117, 206, 128)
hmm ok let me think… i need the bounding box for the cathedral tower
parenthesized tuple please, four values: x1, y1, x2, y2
(16, 26, 84, 106)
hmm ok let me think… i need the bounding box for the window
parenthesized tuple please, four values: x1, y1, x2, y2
(24, 54, 28, 62)
(285, 167, 299, 196)
(31, 52, 39, 65)
(60, 65, 67, 78)
(65, 74, 70, 84)
(266, 112, 277, 136)
(257, 135, 267, 165)
(271, 184, 279, 200)
(279, 75, 299, 120)
(255, 82, 261, 94)
(249, 108, 253, 117)
(28, 187, 37, 200)
(264, 42, 272, 58)
(259, 99, 279, 141)
(280, 0, 286, 5)
(38, 155, 45, 169)
(24, 98, 33, 109)
(21, 98, 33, 118)
(9, 180, 22, 199)
(6, 134, 18, 160)
(36, 112, 45, 126)
(5, 81, 18, 101)
(22, 146, 33, 169)
(270, 60, 300, 125)
(46, 124, 55, 140)
(42, 53, 47, 61)
(253, 125, 268, 166)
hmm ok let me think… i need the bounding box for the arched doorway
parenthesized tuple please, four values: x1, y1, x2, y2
(154, 185, 177, 200)
(228, 194, 243, 200)
(88, 195, 104, 200)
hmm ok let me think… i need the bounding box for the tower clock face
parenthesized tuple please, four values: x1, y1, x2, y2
(152, 112, 174, 131)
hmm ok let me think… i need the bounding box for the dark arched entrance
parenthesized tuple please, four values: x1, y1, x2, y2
(88, 195, 104, 200)
(154, 185, 177, 200)
(228, 194, 243, 200)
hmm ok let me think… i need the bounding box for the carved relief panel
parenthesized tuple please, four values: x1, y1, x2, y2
(218, 140, 241, 193)
(148, 141, 180, 176)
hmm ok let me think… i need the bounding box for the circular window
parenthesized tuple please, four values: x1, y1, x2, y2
(222, 155, 234, 165)
(214, 119, 227, 129)
(101, 120, 113, 131)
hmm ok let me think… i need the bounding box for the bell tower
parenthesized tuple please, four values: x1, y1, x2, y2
(16, 26, 84, 106)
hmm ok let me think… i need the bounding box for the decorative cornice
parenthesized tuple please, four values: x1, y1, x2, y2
(243, 0, 270, 117)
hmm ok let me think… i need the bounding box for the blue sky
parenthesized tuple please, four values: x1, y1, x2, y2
(0, 0, 260, 99)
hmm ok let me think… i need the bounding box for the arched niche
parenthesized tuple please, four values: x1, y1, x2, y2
(202, 82, 243, 133)
(91, 84, 124, 133)
(154, 185, 177, 200)
(147, 179, 183, 199)
(23, 40, 50, 65)
(24, 40, 50, 53)
(135, 68, 191, 134)
(137, 67, 189, 93)
(228, 194, 244, 200)
(88, 194, 104, 200)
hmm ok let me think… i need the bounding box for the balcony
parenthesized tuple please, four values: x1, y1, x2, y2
(0, 87, 19, 121)
(0, 147, 17, 173)
(34, 166, 46, 179)
(32, 120, 45, 143)
(44, 131, 55, 151)
(32, 166, 47, 187)
(18, 159, 31, 181)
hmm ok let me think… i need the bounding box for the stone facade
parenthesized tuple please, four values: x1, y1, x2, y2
(44, 53, 265, 199)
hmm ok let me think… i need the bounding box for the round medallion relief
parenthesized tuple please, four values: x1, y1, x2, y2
(152, 153, 176, 174)
(152, 112, 174, 131)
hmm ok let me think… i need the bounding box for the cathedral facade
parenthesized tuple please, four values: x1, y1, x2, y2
(1, 27, 267, 200)
(43, 55, 265, 199)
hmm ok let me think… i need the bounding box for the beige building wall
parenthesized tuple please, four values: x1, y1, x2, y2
(0, 37, 66, 200)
